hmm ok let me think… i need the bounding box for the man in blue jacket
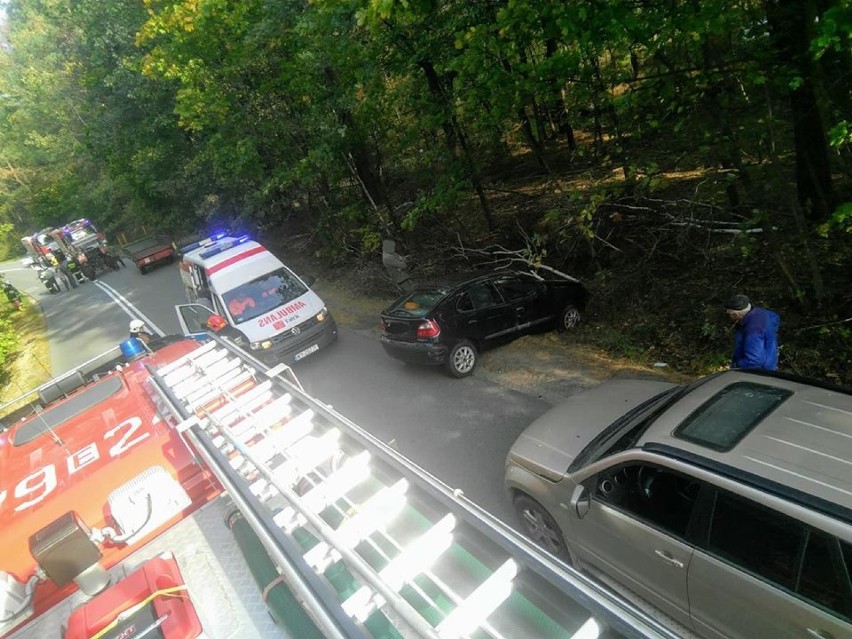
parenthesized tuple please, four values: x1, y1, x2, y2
(726, 294, 781, 370)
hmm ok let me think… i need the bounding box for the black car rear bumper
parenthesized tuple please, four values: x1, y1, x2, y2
(380, 336, 448, 366)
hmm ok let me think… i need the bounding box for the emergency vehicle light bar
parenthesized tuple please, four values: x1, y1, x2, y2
(147, 334, 684, 639)
(198, 235, 251, 260)
(179, 232, 228, 255)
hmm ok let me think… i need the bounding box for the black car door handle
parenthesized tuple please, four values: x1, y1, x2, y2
(515, 306, 525, 313)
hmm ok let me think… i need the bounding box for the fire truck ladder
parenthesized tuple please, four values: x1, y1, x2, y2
(148, 334, 682, 639)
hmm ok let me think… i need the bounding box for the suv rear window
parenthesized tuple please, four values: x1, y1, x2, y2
(674, 382, 791, 451)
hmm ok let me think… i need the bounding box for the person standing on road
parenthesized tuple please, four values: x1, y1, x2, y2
(1, 278, 22, 310)
(725, 294, 781, 370)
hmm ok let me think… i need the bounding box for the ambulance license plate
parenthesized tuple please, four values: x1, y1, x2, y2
(294, 344, 319, 361)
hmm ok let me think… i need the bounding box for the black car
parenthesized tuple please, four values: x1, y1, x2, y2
(379, 270, 589, 377)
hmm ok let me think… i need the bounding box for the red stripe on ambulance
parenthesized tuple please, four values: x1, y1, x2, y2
(206, 245, 268, 275)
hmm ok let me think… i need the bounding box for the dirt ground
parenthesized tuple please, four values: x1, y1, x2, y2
(310, 277, 690, 405)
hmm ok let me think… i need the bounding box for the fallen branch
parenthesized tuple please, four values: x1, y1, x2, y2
(794, 317, 852, 333)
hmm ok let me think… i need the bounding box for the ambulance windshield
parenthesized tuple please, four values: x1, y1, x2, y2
(222, 267, 308, 324)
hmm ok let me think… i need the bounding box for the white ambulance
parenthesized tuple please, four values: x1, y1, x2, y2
(175, 233, 337, 363)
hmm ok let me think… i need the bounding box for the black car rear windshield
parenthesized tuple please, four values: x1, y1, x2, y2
(385, 287, 452, 318)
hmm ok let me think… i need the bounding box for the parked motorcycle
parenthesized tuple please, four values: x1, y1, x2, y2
(37, 266, 61, 293)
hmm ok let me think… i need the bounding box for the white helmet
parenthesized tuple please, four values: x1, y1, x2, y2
(129, 319, 146, 334)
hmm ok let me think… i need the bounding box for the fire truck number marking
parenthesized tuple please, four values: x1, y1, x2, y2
(106, 415, 149, 457)
(67, 442, 99, 474)
(4, 416, 150, 512)
(14, 466, 57, 512)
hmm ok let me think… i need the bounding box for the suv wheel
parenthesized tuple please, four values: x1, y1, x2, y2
(445, 340, 477, 378)
(513, 494, 570, 562)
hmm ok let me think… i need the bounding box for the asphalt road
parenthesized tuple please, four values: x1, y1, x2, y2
(2, 258, 551, 525)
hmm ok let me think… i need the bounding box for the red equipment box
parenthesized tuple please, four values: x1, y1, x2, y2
(64, 553, 202, 639)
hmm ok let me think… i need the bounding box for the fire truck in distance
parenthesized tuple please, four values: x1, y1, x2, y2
(48, 219, 122, 277)
(0, 332, 681, 639)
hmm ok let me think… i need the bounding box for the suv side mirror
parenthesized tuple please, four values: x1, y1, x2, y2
(570, 484, 590, 519)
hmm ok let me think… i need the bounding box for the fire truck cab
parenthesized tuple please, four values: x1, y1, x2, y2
(176, 233, 337, 364)
(50, 220, 108, 273)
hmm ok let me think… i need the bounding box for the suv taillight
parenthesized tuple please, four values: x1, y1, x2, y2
(379, 319, 388, 333)
(416, 319, 440, 339)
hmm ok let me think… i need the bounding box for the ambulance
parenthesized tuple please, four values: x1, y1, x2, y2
(176, 233, 337, 363)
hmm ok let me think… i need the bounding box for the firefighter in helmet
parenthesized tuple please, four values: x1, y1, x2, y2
(129, 319, 153, 345)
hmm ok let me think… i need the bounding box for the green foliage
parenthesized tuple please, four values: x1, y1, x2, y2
(828, 121, 851, 149)
(826, 201, 852, 233)
(0, 314, 20, 369)
(0, 0, 849, 383)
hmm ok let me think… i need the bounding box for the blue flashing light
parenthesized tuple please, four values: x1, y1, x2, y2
(180, 231, 230, 255)
(119, 337, 146, 359)
(199, 234, 252, 260)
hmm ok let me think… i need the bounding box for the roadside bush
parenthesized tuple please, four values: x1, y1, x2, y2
(0, 313, 19, 368)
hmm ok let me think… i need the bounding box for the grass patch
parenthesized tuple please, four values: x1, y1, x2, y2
(0, 295, 52, 408)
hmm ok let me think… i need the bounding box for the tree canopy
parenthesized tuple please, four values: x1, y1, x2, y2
(0, 0, 850, 380)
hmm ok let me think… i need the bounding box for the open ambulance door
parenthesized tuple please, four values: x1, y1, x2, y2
(175, 303, 218, 337)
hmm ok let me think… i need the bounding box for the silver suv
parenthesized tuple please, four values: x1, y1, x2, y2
(504, 370, 852, 639)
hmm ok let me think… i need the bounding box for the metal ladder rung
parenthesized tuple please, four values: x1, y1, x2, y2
(210, 381, 274, 425)
(172, 358, 243, 400)
(239, 408, 316, 464)
(183, 368, 251, 406)
(266, 429, 340, 487)
(162, 345, 227, 386)
(342, 514, 456, 621)
(203, 355, 243, 380)
(232, 395, 294, 438)
(273, 452, 373, 532)
(188, 373, 257, 414)
(436, 559, 518, 639)
(156, 339, 217, 377)
(304, 479, 409, 572)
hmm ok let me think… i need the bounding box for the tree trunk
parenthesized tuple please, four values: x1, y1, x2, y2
(765, 0, 835, 221)
(418, 58, 494, 230)
(501, 55, 550, 172)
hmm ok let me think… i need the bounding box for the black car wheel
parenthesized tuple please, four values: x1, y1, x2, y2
(445, 340, 477, 378)
(513, 494, 571, 562)
(558, 305, 581, 331)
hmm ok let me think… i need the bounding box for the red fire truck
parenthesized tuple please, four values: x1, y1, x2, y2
(0, 333, 678, 639)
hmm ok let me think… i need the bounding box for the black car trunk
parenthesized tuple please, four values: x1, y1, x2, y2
(381, 315, 424, 342)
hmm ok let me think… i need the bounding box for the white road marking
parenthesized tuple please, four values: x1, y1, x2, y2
(94, 280, 166, 337)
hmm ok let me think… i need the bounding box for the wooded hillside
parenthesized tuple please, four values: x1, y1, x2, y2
(1, 0, 850, 383)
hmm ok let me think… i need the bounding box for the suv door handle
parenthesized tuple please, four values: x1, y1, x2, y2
(654, 549, 684, 568)
(515, 306, 525, 313)
(806, 629, 835, 639)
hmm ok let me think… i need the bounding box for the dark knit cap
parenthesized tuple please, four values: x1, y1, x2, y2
(725, 294, 751, 311)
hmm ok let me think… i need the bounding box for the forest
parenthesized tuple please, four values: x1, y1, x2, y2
(0, 0, 850, 383)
